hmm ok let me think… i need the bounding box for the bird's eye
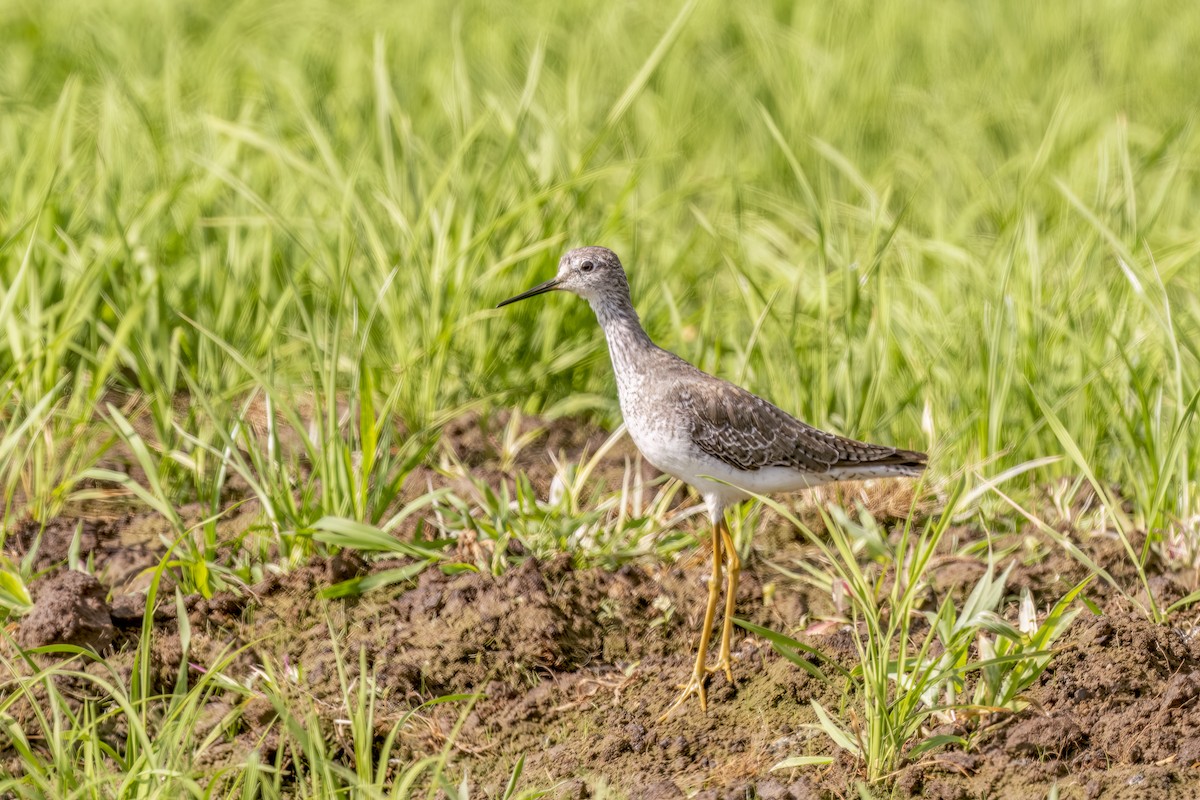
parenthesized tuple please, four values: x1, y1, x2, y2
(581, 260, 595, 273)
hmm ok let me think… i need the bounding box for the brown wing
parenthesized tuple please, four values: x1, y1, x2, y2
(675, 378, 927, 474)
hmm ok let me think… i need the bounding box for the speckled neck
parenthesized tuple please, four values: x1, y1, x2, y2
(590, 287, 656, 382)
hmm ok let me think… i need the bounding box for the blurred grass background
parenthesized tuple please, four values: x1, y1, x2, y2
(1, 0, 1198, 537)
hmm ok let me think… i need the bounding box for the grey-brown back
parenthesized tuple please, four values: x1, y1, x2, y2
(667, 363, 927, 476)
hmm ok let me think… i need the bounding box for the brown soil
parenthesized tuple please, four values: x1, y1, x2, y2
(4, 413, 1200, 798)
(18, 570, 116, 652)
(897, 601, 1200, 800)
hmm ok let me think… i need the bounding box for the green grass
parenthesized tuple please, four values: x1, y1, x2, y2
(1, 0, 1196, 531)
(2, 0, 1200, 792)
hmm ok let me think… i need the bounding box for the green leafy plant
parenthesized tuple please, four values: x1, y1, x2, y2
(971, 581, 1089, 713)
(756, 482, 1085, 780)
(0, 554, 32, 619)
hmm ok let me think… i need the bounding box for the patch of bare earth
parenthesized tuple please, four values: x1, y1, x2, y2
(5, 412, 1200, 798)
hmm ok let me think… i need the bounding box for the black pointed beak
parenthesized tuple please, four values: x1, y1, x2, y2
(496, 278, 560, 308)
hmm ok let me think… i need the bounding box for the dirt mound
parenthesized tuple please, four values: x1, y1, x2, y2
(347, 555, 612, 692)
(234, 554, 772, 702)
(19, 570, 116, 651)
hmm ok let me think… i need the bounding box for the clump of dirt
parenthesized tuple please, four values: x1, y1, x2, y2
(19, 570, 116, 651)
(1030, 605, 1200, 766)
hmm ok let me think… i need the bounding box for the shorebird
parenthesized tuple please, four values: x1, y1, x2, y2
(497, 246, 927, 717)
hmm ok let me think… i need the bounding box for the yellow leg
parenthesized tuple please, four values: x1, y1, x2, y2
(660, 519, 724, 720)
(715, 519, 741, 683)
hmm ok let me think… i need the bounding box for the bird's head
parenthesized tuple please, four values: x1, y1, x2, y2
(497, 246, 628, 308)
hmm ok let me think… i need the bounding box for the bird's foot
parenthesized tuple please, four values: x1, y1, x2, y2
(707, 656, 734, 684)
(705, 638, 734, 681)
(659, 669, 708, 721)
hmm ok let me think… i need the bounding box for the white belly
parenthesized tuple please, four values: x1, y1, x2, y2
(624, 413, 838, 506)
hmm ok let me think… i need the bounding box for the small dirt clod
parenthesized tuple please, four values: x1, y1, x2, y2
(19, 570, 116, 652)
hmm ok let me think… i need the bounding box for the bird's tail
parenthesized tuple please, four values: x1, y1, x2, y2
(890, 447, 928, 474)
